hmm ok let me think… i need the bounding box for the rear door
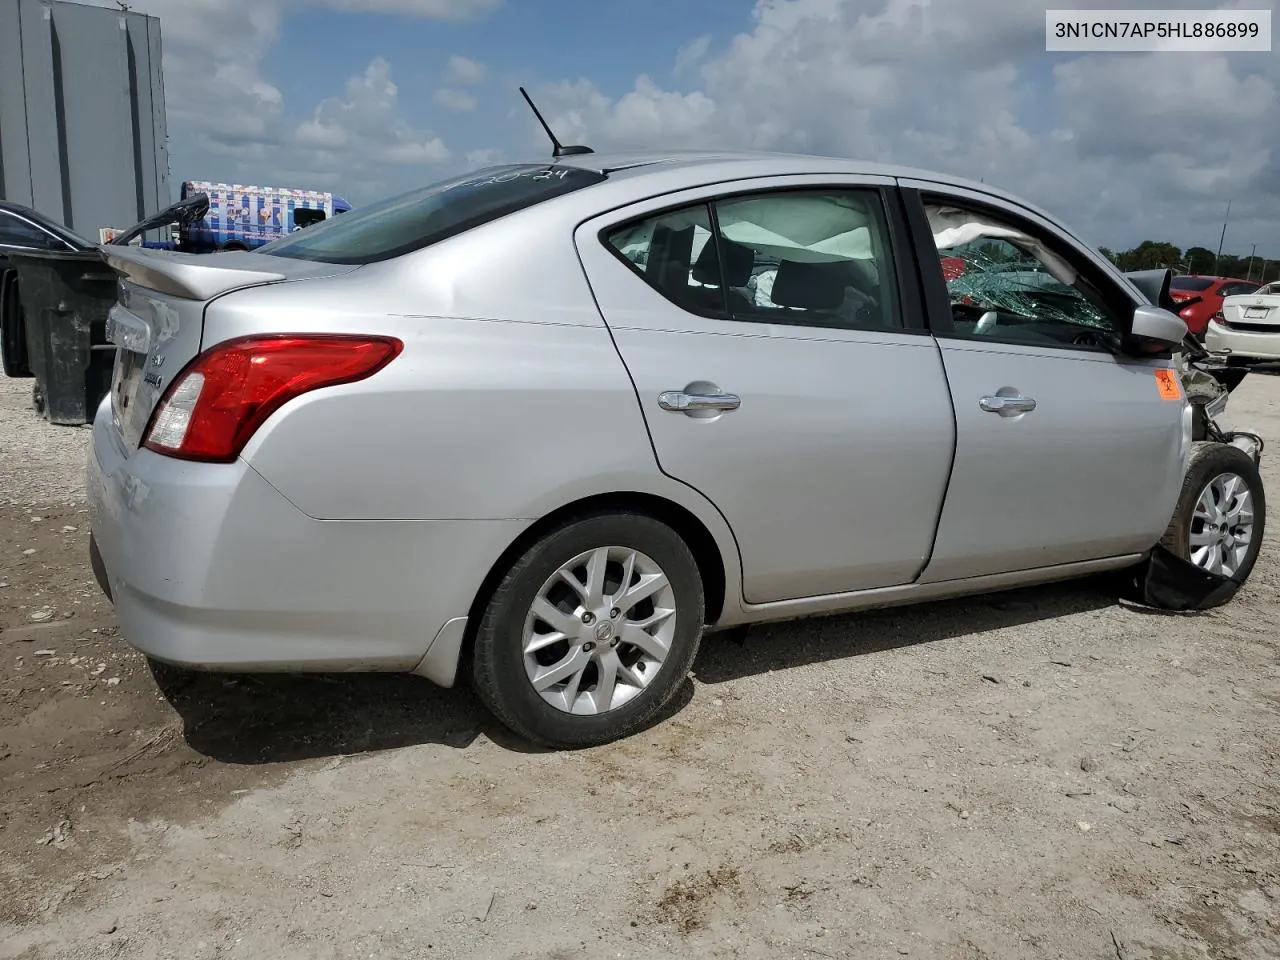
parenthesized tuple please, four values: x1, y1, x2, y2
(898, 181, 1189, 582)
(575, 175, 956, 605)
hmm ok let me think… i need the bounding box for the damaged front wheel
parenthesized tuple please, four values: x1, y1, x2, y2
(1136, 442, 1266, 611)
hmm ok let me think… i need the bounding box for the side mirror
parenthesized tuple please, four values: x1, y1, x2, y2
(1125, 304, 1189, 355)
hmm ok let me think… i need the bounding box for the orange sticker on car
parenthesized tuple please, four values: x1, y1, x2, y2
(1154, 368, 1182, 400)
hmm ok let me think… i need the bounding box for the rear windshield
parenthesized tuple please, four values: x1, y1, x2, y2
(1170, 276, 1215, 291)
(257, 164, 606, 264)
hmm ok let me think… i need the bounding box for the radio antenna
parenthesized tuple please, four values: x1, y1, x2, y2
(518, 86, 594, 159)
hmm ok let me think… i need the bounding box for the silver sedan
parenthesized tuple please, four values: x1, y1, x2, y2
(87, 152, 1266, 747)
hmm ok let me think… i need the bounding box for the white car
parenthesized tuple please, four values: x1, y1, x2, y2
(1206, 281, 1280, 362)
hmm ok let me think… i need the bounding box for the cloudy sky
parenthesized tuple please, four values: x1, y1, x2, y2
(88, 0, 1278, 258)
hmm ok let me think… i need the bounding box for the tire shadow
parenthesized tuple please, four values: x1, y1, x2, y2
(152, 661, 695, 765)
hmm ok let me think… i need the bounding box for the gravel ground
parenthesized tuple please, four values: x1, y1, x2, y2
(1, 371, 1277, 960)
(0, 379, 90, 507)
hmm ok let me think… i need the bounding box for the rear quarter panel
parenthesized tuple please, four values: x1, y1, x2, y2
(214, 224, 742, 569)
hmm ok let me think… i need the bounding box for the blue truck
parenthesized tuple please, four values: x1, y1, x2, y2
(173, 180, 353, 252)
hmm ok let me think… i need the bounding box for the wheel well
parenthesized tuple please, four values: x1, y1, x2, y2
(221, 241, 248, 252)
(461, 492, 729, 666)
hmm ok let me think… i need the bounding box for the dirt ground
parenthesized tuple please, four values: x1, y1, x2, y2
(1, 372, 1277, 960)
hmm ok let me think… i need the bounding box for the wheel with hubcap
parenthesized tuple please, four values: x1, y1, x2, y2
(469, 512, 705, 748)
(1152, 442, 1266, 605)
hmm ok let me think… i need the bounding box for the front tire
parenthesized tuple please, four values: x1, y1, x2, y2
(1161, 442, 1265, 586)
(470, 512, 705, 748)
(1125, 442, 1267, 610)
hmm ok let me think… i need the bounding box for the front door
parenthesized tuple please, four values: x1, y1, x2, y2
(900, 183, 1189, 583)
(575, 177, 955, 604)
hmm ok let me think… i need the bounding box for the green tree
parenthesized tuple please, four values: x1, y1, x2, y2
(1115, 241, 1182, 272)
(1184, 246, 1214, 274)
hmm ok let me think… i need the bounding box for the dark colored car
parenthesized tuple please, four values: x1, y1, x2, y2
(1, 202, 97, 378)
(0, 201, 95, 263)
(1168, 275, 1261, 337)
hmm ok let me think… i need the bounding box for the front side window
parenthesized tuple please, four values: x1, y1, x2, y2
(260, 164, 607, 264)
(604, 188, 902, 332)
(926, 200, 1125, 349)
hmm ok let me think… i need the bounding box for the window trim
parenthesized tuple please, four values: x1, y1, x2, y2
(596, 183, 928, 336)
(0, 209, 73, 252)
(901, 186, 1140, 354)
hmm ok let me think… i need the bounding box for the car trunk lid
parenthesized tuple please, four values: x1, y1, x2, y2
(102, 246, 358, 451)
(1221, 293, 1280, 330)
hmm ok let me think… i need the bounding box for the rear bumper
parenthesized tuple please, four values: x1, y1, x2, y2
(87, 398, 526, 679)
(1204, 320, 1280, 362)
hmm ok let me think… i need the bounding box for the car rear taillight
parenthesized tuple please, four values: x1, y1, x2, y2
(142, 334, 403, 462)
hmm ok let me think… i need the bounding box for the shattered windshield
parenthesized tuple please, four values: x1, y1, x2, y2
(927, 203, 1116, 344)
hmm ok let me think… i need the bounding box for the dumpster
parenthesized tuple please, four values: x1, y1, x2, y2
(2, 192, 211, 425)
(7, 248, 117, 424)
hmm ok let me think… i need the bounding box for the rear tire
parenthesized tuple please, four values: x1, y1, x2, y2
(469, 512, 705, 749)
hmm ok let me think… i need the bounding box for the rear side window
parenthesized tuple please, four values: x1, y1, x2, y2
(604, 188, 902, 332)
(1170, 276, 1215, 292)
(259, 164, 607, 264)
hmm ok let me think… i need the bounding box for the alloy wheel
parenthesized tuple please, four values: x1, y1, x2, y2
(522, 545, 677, 715)
(1189, 472, 1255, 577)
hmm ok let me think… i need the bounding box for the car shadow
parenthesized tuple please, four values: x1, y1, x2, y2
(692, 578, 1123, 685)
(152, 659, 695, 765)
(156, 577, 1143, 764)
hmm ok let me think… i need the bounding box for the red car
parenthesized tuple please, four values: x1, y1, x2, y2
(1168, 275, 1261, 337)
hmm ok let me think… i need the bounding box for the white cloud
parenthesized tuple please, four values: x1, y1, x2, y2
(73, 0, 497, 203)
(443, 55, 488, 85)
(296, 58, 452, 169)
(465, 148, 501, 166)
(530, 0, 1280, 253)
(319, 0, 501, 21)
(434, 88, 479, 111)
(73, 0, 1280, 254)
(673, 35, 711, 76)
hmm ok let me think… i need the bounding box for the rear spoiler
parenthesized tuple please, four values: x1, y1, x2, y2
(101, 245, 286, 301)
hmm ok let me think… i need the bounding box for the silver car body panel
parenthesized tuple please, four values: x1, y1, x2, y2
(894, 179, 1188, 581)
(573, 173, 955, 603)
(86, 151, 1194, 681)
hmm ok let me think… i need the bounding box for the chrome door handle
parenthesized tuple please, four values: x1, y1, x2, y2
(658, 391, 741, 412)
(980, 395, 1037, 415)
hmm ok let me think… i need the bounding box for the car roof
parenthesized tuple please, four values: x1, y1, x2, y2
(546, 149, 1063, 228)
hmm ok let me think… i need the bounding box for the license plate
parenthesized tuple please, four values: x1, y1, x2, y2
(110, 349, 145, 428)
(1244, 306, 1270, 319)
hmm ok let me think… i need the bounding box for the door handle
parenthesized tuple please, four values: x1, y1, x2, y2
(980, 395, 1037, 415)
(658, 390, 741, 412)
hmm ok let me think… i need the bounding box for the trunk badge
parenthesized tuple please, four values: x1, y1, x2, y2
(151, 354, 165, 367)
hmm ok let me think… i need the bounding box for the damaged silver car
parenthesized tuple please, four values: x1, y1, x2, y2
(86, 150, 1266, 748)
